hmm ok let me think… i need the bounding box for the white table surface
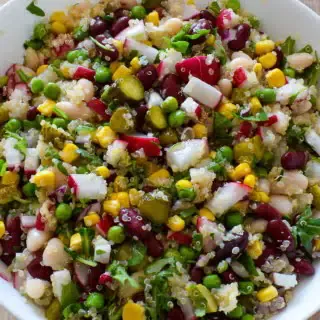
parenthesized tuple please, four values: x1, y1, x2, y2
(0, 0, 319, 319)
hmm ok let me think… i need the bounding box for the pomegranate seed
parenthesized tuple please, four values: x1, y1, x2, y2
(266, 220, 295, 252)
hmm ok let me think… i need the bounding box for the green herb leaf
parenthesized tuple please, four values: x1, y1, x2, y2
(0, 160, 7, 177)
(299, 44, 313, 54)
(64, 247, 98, 267)
(281, 36, 296, 56)
(185, 29, 210, 40)
(214, 42, 227, 65)
(192, 233, 203, 252)
(79, 227, 95, 257)
(209, 1, 221, 15)
(76, 149, 102, 166)
(304, 62, 320, 86)
(5, 132, 27, 156)
(286, 122, 305, 146)
(108, 261, 140, 288)
(17, 69, 32, 83)
(90, 36, 114, 52)
(96, 249, 106, 255)
(53, 106, 69, 120)
(53, 159, 68, 176)
(60, 282, 80, 309)
(213, 112, 233, 144)
(145, 257, 174, 274)
(226, 0, 240, 12)
(44, 146, 61, 160)
(171, 41, 190, 54)
(248, 15, 260, 29)
(24, 39, 44, 50)
(238, 252, 258, 276)
(234, 110, 268, 122)
(26, 1, 45, 17)
(127, 241, 146, 267)
(180, 206, 198, 219)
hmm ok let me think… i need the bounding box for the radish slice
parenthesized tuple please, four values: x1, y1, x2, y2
(24, 148, 39, 176)
(20, 215, 37, 229)
(124, 38, 159, 63)
(157, 50, 183, 80)
(96, 214, 114, 237)
(206, 182, 251, 217)
(73, 66, 96, 81)
(120, 134, 161, 157)
(68, 174, 107, 200)
(74, 262, 89, 287)
(180, 97, 202, 120)
(216, 9, 240, 30)
(115, 20, 147, 42)
(13, 271, 26, 290)
(87, 98, 110, 120)
(183, 77, 222, 109)
(146, 91, 163, 107)
(0, 260, 12, 282)
(305, 129, 320, 156)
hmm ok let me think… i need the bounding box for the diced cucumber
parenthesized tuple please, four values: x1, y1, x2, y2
(110, 107, 135, 133)
(118, 75, 144, 101)
(147, 106, 168, 130)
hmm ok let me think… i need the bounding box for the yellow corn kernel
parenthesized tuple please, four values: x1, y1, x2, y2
(144, 161, 160, 176)
(129, 188, 143, 206)
(247, 240, 263, 259)
(114, 176, 128, 192)
(266, 68, 286, 88)
(103, 199, 121, 217)
(193, 124, 208, 138)
(232, 163, 252, 181)
(167, 215, 185, 232)
(259, 52, 277, 69)
(209, 151, 217, 159)
(0, 221, 5, 239)
(36, 64, 49, 75)
(58, 233, 70, 246)
(51, 21, 67, 34)
(243, 174, 257, 188)
(192, 215, 198, 225)
(218, 103, 238, 120)
(2, 171, 19, 185)
(70, 233, 82, 252)
(176, 179, 193, 190)
(110, 61, 122, 73)
(50, 11, 67, 23)
(123, 300, 146, 320)
(206, 34, 216, 46)
(112, 65, 132, 81)
(95, 166, 110, 179)
(148, 169, 171, 186)
(145, 11, 160, 26)
(232, 200, 249, 214)
(250, 191, 270, 203)
(199, 208, 215, 221)
(250, 97, 262, 115)
(142, 40, 153, 46)
(314, 239, 320, 251)
(32, 170, 55, 188)
(256, 286, 278, 303)
(255, 40, 275, 55)
(95, 126, 117, 148)
(113, 39, 124, 55)
(130, 57, 141, 72)
(59, 143, 79, 164)
(253, 62, 263, 79)
(37, 99, 56, 117)
(117, 192, 130, 208)
(84, 212, 101, 227)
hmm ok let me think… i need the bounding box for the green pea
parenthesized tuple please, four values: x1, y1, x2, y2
(217, 260, 228, 273)
(73, 26, 89, 41)
(76, 166, 89, 174)
(107, 226, 126, 244)
(5, 119, 22, 132)
(131, 5, 147, 19)
(218, 146, 233, 162)
(67, 50, 88, 63)
(52, 118, 67, 129)
(33, 23, 47, 40)
(55, 203, 72, 222)
(95, 66, 112, 83)
(161, 96, 179, 113)
(284, 67, 296, 78)
(238, 281, 254, 295)
(241, 315, 254, 320)
(203, 274, 222, 289)
(225, 211, 243, 228)
(51, 59, 62, 68)
(179, 246, 197, 261)
(85, 292, 105, 309)
(178, 188, 196, 201)
(22, 182, 36, 197)
(30, 78, 45, 94)
(255, 88, 276, 104)
(44, 83, 61, 100)
(63, 303, 81, 319)
(228, 305, 245, 319)
(168, 110, 186, 128)
(164, 248, 183, 262)
(208, 162, 222, 173)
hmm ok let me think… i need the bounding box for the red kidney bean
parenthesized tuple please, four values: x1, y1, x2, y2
(143, 235, 164, 258)
(190, 266, 204, 283)
(228, 24, 251, 51)
(167, 231, 192, 246)
(161, 74, 184, 104)
(218, 28, 230, 41)
(255, 244, 279, 267)
(291, 257, 315, 276)
(119, 208, 152, 240)
(167, 306, 185, 320)
(27, 106, 39, 121)
(111, 16, 130, 37)
(207, 312, 230, 320)
(200, 10, 216, 26)
(189, 19, 213, 44)
(132, 292, 145, 303)
(89, 17, 108, 37)
(211, 231, 249, 265)
(221, 270, 239, 284)
(135, 104, 148, 132)
(211, 181, 225, 193)
(86, 263, 105, 292)
(254, 203, 282, 221)
(27, 256, 53, 281)
(136, 64, 158, 90)
(281, 151, 308, 170)
(274, 47, 284, 69)
(114, 8, 129, 19)
(1, 215, 22, 258)
(95, 35, 119, 62)
(266, 220, 295, 252)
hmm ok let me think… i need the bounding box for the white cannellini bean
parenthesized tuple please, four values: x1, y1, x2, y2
(229, 57, 254, 70)
(287, 53, 314, 71)
(55, 101, 94, 121)
(162, 18, 183, 36)
(26, 229, 51, 252)
(43, 238, 71, 270)
(291, 100, 312, 115)
(77, 79, 95, 102)
(269, 195, 293, 216)
(231, 51, 253, 61)
(25, 278, 48, 299)
(256, 178, 270, 194)
(217, 78, 233, 97)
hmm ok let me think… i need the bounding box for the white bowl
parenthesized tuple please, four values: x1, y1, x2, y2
(0, 0, 319, 319)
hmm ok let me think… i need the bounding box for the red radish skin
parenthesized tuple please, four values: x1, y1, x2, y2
(120, 134, 161, 157)
(87, 98, 110, 120)
(216, 9, 239, 30)
(35, 213, 46, 231)
(260, 115, 278, 127)
(233, 67, 247, 87)
(236, 121, 253, 139)
(73, 66, 96, 81)
(95, 214, 114, 237)
(20, 215, 37, 229)
(99, 272, 113, 285)
(167, 231, 192, 245)
(0, 260, 12, 282)
(54, 43, 74, 57)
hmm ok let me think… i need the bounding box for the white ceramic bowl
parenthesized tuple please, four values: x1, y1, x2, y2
(0, 0, 319, 319)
